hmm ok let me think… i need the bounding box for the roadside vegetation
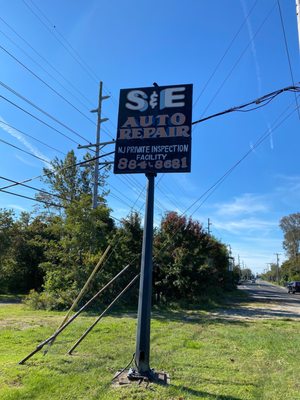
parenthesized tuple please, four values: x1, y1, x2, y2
(0, 150, 240, 311)
(1, 151, 300, 399)
(262, 212, 300, 285)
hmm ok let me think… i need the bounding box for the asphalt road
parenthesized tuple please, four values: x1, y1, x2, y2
(210, 280, 300, 320)
(240, 279, 300, 303)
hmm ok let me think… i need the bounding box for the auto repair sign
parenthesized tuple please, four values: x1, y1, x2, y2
(114, 84, 193, 174)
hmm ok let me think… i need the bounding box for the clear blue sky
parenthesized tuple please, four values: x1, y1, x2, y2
(1, 0, 299, 274)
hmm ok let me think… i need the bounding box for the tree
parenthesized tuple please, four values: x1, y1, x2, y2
(37, 150, 109, 210)
(280, 213, 300, 260)
(0, 209, 17, 292)
(25, 151, 115, 309)
(0, 210, 52, 294)
(240, 268, 252, 280)
(153, 211, 231, 303)
(280, 259, 300, 282)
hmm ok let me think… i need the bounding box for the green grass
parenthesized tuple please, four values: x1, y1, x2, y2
(1, 302, 300, 399)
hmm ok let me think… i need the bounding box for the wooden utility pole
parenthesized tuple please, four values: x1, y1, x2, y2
(207, 218, 212, 235)
(78, 81, 110, 209)
(92, 82, 109, 208)
(274, 253, 281, 283)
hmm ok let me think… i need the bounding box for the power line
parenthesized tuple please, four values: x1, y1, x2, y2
(3, 83, 298, 219)
(0, 25, 94, 112)
(109, 182, 143, 208)
(23, 0, 99, 84)
(103, 82, 300, 214)
(109, 192, 136, 210)
(0, 152, 108, 192)
(0, 21, 114, 141)
(277, 0, 300, 120)
(0, 175, 69, 201)
(4, 99, 298, 291)
(193, 0, 259, 108)
(1, 10, 120, 140)
(1, 94, 80, 145)
(2, 82, 297, 195)
(0, 44, 96, 126)
(0, 120, 66, 156)
(0, 80, 92, 143)
(192, 83, 300, 125)
(22, 0, 118, 113)
(197, 1, 277, 119)
(0, 180, 125, 228)
(0, 136, 51, 165)
(188, 96, 300, 217)
(0, 187, 62, 208)
(0, 15, 94, 107)
(150, 100, 300, 267)
(155, 185, 185, 214)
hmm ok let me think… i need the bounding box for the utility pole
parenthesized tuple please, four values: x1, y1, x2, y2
(207, 218, 212, 235)
(78, 81, 110, 209)
(92, 82, 110, 209)
(266, 263, 272, 271)
(274, 253, 281, 283)
(227, 244, 232, 256)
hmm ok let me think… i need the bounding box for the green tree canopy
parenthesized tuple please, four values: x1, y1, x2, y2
(153, 211, 230, 302)
(280, 213, 300, 260)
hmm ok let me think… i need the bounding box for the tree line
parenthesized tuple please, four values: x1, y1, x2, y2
(0, 151, 239, 309)
(262, 212, 300, 284)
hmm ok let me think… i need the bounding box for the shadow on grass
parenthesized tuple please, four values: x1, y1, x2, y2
(168, 383, 244, 399)
(0, 294, 24, 304)
(151, 309, 248, 326)
(209, 306, 300, 320)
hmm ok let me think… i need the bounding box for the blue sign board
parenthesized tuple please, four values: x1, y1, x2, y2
(114, 84, 193, 174)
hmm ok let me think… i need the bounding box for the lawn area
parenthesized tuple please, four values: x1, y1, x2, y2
(0, 301, 300, 399)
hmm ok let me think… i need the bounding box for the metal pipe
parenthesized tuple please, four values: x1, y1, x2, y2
(67, 274, 139, 355)
(19, 263, 131, 364)
(43, 245, 111, 354)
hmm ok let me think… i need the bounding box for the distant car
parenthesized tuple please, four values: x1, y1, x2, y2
(251, 279, 256, 283)
(287, 281, 300, 294)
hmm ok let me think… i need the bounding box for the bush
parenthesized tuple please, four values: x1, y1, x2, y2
(24, 289, 75, 311)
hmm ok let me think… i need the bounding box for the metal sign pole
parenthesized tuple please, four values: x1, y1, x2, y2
(135, 172, 156, 376)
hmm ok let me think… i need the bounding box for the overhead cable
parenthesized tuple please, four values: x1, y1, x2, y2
(277, 0, 300, 120)
(192, 84, 300, 125)
(0, 44, 96, 126)
(0, 26, 93, 111)
(0, 137, 51, 165)
(193, 0, 259, 107)
(0, 15, 94, 107)
(1, 94, 80, 145)
(198, 1, 277, 118)
(0, 175, 69, 201)
(23, 0, 99, 83)
(0, 80, 91, 143)
(0, 188, 61, 208)
(188, 96, 300, 217)
(23, 0, 117, 103)
(0, 120, 66, 155)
